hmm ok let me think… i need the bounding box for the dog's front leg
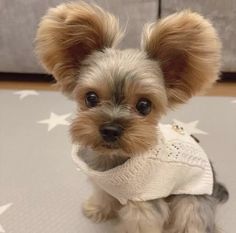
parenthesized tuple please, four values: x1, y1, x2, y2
(115, 199, 169, 233)
(82, 184, 121, 223)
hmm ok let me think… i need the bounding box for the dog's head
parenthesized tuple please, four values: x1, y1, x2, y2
(36, 2, 221, 156)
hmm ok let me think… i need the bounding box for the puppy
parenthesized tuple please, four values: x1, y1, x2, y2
(36, 2, 228, 232)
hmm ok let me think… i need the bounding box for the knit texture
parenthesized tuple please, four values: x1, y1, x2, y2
(72, 123, 213, 205)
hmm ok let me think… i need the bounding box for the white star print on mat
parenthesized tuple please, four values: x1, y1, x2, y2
(173, 119, 207, 135)
(14, 90, 39, 100)
(0, 203, 13, 233)
(38, 112, 71, 131)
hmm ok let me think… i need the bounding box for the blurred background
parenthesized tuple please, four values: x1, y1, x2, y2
(0, 0, 235, 95)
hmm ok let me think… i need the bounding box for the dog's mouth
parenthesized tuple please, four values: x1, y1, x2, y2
(101, 143, 120, 150)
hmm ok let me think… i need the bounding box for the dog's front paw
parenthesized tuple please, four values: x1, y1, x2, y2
(82, 199, 116, 223)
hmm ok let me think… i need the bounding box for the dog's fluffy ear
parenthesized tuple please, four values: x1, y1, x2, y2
(35, 2, 123, 97)
(142, 11, 221, 107)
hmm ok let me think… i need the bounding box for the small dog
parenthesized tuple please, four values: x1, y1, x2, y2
(36, 2, 228, 232)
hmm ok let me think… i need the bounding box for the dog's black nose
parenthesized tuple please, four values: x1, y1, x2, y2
(100, 123, 123, 142)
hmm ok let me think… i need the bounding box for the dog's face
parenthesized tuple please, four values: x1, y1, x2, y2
(70, 49, 167, 155)
(36, 2, 221, 156)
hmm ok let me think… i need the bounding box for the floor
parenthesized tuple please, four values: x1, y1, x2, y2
(1, 89, 235, 233)
(0, 80, 236, 96)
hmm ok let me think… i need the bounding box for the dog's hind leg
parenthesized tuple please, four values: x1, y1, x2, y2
(115, 200, 169, 233)
(165, 195, 219, 233)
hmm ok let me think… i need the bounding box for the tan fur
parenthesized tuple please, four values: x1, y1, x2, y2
(35, 2, 226, 233)
(142, 10, 221, 107)
(35, 2, 123, 96)
(70, 102, 159, 156)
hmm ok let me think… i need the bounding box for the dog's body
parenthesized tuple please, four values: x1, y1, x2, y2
(78, 144, 228, 233)
(36, 2, 228, 232)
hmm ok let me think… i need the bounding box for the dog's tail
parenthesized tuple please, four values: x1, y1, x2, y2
(210, 161, 229, 204)
(212, 182, 229, 204)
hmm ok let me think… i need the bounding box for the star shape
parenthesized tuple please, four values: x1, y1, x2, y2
(38, 112, 72, 131)
(14, 90, 39, 100)
(0, 203, 13, 233)
(173, 119, 208, 135)
(231, 100, 236, 104)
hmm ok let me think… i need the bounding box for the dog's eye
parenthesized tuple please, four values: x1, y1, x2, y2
(85, 92, 99, 108)
(136, 98, 152, 116)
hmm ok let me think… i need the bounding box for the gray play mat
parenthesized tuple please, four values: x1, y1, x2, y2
(0, 89, 235, 233)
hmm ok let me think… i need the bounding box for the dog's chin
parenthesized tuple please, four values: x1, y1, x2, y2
(87, 142, 129, 157)
(76, 137, 155, 157)
(95, 144, 124, 156)
(83, 138, 153, 157)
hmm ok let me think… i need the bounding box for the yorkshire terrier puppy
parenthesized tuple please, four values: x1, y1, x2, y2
(36, 2, 228, 233)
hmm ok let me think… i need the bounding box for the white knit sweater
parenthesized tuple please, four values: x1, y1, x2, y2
(72, 123, 213, 205)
